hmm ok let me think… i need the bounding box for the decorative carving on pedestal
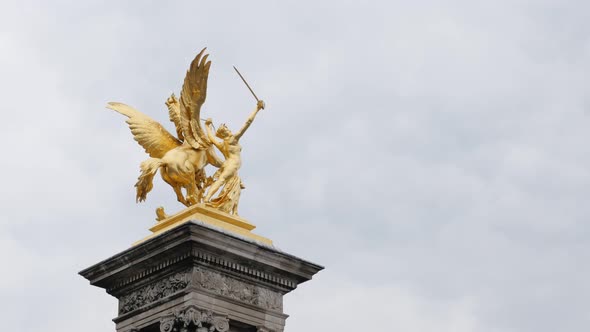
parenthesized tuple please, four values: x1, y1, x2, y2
(193, 267, 283, 311)
(120, 271, 191, 314)
(256, 288, 282, 311)
(160, 305, 229, 332)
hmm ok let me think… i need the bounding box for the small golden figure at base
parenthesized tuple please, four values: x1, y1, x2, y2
(155, 206, 168, 222)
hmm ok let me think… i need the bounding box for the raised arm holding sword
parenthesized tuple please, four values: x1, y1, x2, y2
(202, 66, 266, 212)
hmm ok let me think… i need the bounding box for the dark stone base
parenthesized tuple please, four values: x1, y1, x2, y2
(80, 221, 323, 332)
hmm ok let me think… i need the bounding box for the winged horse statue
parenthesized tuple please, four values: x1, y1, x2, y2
(107, 49, 225, 208)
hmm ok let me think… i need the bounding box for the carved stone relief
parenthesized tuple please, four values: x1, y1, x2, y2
(160, 305, 229, 332)
(117, 266, 283, 316)
(193, 267, 283, 311)
(119, 271, 190, 314)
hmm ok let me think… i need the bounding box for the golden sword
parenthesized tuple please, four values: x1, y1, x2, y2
(233, 66, 265, 109)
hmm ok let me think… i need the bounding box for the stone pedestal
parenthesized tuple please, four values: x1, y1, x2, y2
(79, 220, 323, 332)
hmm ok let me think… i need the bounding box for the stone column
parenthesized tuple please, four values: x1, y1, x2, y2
(80, 221, 323, 332)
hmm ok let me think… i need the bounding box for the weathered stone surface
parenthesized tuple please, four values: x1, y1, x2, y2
(120, 270, 191, 314)
(79, 221, 323, 332)
(192, 266, 283, 311)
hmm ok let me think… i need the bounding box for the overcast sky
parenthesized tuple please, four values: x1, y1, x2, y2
(1, 1, 589, 331)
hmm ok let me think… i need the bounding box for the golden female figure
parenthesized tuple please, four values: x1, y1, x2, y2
(204, 100, 265, 215)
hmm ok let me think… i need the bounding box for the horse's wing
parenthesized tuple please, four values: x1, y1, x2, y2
(165, 93, 184, 142)
(107, 102, 181, 159)
(178, 48, 212, 150)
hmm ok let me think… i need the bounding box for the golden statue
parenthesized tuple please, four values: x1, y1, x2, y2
(107, 48, 265, 218)
(203, 99, 264, 215)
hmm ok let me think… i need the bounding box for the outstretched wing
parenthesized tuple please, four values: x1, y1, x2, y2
(178, 48, 212, 149)
(165, 93, 184, 142)
(107, 102, 181, 159)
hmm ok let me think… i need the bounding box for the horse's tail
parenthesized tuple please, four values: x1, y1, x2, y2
(135, 158, 163, 203)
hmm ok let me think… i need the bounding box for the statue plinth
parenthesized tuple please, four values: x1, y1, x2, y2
(79, 218, 323, 332)
(137, 204, 272, 246)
